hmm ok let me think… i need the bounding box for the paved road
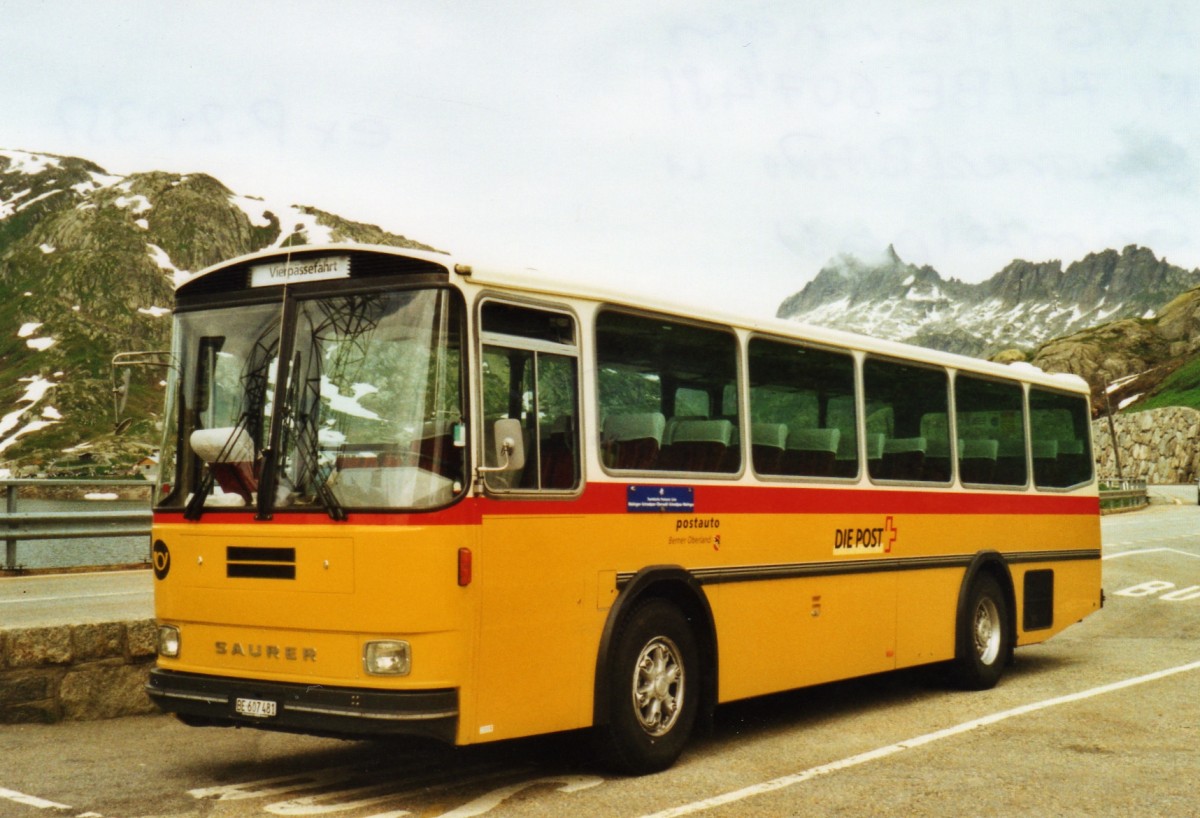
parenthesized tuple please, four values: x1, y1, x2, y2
(2, 504, 1198, 817)
(0, 569, 152, 628)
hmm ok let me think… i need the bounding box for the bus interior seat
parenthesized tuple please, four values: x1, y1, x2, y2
(921, 436, 954, 482)
(993, 438, 1028, 485)
(718, 417, 742, 472)
(336, 449, 384, 470)
(878, 437, 927, 481)
(831, 429, 868, 477)
(190, 427, 257, 504)
(750, 422, 788, 473)
(782, 427, 840, 476)
(658, 418, 734, 472)
(662, 416, 705, 447)
(959, 438, 999, 484)
(540, 415, 577, 488)
(1032, 439, 1060, 485)
(602, 412, 666, 470)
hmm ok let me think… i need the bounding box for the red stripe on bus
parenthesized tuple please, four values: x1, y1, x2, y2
(472, 483, 1099, 517)
(153, 482, 1098, 527)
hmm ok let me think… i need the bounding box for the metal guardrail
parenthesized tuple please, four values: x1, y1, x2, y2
(2, 479, 152, 571)
(1098, 478, 1149, 512)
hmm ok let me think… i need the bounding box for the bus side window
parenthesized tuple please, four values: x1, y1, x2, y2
(596, 310, 740, 474)
(747, 338, 857, 479)
(1029, 388, 1093, 489)
(864, 358, 950, 483)
(480, 302, 581, 492)
(955, 374, 1026, 487)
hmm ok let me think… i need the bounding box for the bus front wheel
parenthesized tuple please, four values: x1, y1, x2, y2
(596, 599, 699, 774)
(952, 573, 1010, 690)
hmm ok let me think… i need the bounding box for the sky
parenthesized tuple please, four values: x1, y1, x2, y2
(2, 1, 1199, 317)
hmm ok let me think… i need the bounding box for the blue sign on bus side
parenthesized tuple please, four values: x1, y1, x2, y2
(627, 485, 695, 513)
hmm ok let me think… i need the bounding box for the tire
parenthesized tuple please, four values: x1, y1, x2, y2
(595, 599, 699, 774)
(951, 573, 1011, 690)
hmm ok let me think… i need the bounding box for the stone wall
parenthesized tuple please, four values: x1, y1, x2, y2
(0, 619, 158, 723)
(1093, 406, 1200, 483)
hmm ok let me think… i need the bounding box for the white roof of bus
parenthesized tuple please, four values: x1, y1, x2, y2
(186, 242, 1090, 394)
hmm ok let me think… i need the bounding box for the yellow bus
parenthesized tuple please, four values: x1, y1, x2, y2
(146, 244, 1102, 773)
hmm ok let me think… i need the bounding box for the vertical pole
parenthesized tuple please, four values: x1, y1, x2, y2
(4, 483, 17, 571)
(1103, 387, 1123, 483)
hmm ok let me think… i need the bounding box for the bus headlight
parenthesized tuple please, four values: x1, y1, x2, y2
(364, 640, 411, 676)
(158, 625, 181, 658)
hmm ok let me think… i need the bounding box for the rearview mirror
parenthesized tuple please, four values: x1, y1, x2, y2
(475, 418, 527, 490)
(491, 418, 526, 471)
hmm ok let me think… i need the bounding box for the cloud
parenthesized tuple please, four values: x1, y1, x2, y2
(1104, 130, 1197, 194)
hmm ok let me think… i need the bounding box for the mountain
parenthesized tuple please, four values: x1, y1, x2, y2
(0, 148, 440, 475)
(777, 245, 1200, 358)
(1030, 282, 1200, 413)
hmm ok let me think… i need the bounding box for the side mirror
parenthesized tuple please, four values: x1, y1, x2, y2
(110, 350, 175, 431)
(476, 418, 526, 487)
(490, 418, 526, 471)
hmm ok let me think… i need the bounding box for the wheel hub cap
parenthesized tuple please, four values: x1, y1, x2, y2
(633, 636, 684, 736)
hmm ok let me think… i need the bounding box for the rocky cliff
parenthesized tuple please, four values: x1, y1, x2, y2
(1030, 283, 1200, 411)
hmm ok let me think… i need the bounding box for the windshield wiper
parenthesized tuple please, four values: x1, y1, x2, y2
(291, 364, 347, 521)
(256, 349, 347, 522)
(183, 470, 214, 521)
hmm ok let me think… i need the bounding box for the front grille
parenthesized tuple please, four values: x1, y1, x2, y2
(227, 546, 296, 579)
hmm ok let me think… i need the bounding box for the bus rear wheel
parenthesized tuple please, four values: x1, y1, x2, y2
(596, 599, 699, 774)
(952, 573, 1010, 690)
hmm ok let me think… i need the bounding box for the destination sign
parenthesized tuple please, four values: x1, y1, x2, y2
(250, 255, 350, 288)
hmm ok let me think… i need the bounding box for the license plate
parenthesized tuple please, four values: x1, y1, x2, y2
(235, 697, 277, 718)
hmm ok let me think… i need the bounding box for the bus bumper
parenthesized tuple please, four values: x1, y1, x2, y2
(146, 668, 458, 744)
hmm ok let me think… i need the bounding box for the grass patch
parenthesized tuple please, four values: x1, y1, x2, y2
(1137, 356, 1200, 411)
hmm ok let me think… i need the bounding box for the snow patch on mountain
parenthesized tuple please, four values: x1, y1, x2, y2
(0, 376, 61, 455)
(230, 193, 334, 246)
(147, 244, 178, 274)
(0, 149, 60, 175)
(115, 194, 152, 214)
(778, 246, 1200, 357)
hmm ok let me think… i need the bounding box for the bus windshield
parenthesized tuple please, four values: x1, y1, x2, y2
(157, 288, 466, 515)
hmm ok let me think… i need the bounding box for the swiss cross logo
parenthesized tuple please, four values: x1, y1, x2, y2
(885, 516, 897, 553)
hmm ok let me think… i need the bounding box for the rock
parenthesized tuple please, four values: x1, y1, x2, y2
(991, 349, 1027, 364)
(59, 661, 156, 720)
(5, 626, 73, 668)
(71, 622, 125, 662)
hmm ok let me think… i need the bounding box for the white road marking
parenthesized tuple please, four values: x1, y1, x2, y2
(0, 787, 71, 810)
(1104, 547, 1200, 561)
(642, 659, 1200, 818)
(263, 766, 516, 816)
(433, 776, 603, 818)
(0, 590, 147, 605)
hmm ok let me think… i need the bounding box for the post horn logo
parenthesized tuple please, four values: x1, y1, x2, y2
(152, 539, 171, 580)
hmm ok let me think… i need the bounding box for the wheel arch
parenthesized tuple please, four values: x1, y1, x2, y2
(955, 551, 1017, 661)
(593, 565, 718, 730)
